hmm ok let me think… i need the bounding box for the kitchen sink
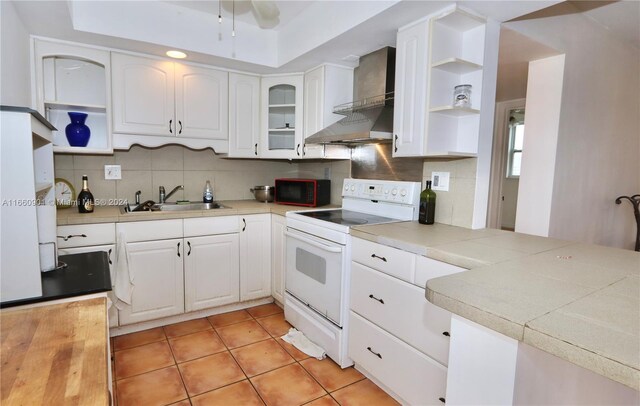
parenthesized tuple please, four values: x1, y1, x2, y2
(120, 202, 229, 214)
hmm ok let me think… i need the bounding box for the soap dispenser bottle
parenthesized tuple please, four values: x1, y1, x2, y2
(203, 180, 214, 203)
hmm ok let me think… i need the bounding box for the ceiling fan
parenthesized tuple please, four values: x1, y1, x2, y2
(220, 0, 281, 29)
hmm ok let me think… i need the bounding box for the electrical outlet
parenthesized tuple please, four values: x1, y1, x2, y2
(104, 165, 121, 180)
(432, 171, 450, 191)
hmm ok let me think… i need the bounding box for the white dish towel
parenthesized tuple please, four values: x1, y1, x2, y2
(113, 232, 134, 309)
(281, 328, 326, 360)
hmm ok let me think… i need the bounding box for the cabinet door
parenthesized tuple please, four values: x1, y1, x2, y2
(184, 234, 239, 311)
(57, 244, 119, 328)
(270, 214, 286, 304)
(302, 67, 325, 159)
(175, 64, 228, 140)
(111, 53, 175, 136)
(118, 238, 184, 324)
(228, 73, 261, 157)
(393, 21, 430, 157)
(260, 75, 304, 159)
(239, 214, 272, 300)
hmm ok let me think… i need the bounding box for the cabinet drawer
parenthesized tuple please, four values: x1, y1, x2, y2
(57, 224, 115, 248)
(414, 255, 466, 288)
(183, 216, 238, 237)
(116, 219, 183, 242)
(348, 311, 447, 405)
(350, 262, 452, 366)
(351, 237, 415, 282)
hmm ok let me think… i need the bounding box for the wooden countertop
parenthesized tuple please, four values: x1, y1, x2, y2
(1, 298, 109, 405)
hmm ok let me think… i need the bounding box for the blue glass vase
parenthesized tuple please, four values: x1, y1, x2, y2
(65, 112, 91, 147)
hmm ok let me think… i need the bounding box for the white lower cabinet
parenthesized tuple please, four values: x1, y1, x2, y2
(270, 214, 286, 304)
(118, 238, 185, 324)
(239, 214, 272, 301)
(184, 234, 240, 311)
(349, 311, 448, 405)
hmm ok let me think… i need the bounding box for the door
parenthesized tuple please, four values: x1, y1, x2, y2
(239, 214, 272, 301)
(285, 227, 344, 325)
(175, 64, 228, 140)
(393, 20, 429, 157)
(57, 244, 119, 328)
(260, 75, 304, 159)
(184, 234, 239, 311)
(302, 66, 325, 159)
(228, 73, 261, 157)
(111, 53, 175, 136)
(118, 238, 184, 324)
(271, 214, 286, 304)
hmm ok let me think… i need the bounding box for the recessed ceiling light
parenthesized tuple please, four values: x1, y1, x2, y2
(166, 50, 187, 59)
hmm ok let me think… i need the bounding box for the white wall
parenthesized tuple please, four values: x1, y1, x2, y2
(0, 0, 31, 107)
(507, 12, 640, 249)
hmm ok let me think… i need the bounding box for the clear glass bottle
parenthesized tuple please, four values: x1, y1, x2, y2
(419, 180, 436, 225)
(77, 175, 95, 213)
(203, 180, 214, 203)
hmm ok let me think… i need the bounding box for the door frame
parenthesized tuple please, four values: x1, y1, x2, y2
(487, 98, 526, 229)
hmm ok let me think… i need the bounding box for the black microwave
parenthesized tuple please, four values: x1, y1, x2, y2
(274, 179, 331, 207)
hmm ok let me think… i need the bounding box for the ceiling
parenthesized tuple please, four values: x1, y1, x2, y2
(10, 1, 638, 74)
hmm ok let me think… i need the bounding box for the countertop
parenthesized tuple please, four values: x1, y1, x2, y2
(56, 200, 338, 225)
(0, 297, 109, 405)
(351, 221, 640, 390)
(0, 251, 112, 309)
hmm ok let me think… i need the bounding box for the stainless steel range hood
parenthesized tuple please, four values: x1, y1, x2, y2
(305, 47, 396, 144)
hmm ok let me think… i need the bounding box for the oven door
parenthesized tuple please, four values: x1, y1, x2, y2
(285, 227, 344, 326)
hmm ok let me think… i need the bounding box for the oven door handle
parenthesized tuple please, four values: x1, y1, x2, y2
(285, 231, 343, 253)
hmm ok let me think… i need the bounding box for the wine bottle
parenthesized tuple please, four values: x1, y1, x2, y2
(77, 175, 95, 213)
(419, 180, 436, 225)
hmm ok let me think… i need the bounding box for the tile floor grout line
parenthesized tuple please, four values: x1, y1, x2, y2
(164, 335, 192, 404)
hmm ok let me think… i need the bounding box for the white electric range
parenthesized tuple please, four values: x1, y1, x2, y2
(284, 178, 421, 367)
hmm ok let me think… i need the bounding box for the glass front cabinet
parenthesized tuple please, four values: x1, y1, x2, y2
(260, 75, 304, 159)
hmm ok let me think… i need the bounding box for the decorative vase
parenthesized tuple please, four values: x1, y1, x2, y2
(65, 112, 91, 147)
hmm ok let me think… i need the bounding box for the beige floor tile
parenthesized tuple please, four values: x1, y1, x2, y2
(231, 339, 295, 377)
(191, 380, 264, 406)
(164, 318, 212, 338)
(304, 395, 339, 406)
(255, 313, 293, 337)
(332, 379, 400, 406)
(168, 401, 191, 406)
(113, 327, 166, 351)
(208, 309, 253, 328)
(116, 366, 187, 406)
(216, 320, 271, 349)
(300, 358, 365, 392)
(114, 341, 175, 379)
(247, 303, 283, 319)
(178, 352, 246, 396)
(250, 364, 327, 405)
(169, 329, 227, 363)
(276, 337, 311, 361)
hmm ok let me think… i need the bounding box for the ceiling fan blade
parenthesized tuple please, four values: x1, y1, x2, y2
(251, 0, 280, 28)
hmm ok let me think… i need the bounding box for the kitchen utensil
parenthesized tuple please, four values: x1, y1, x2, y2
(250, 186, 275, 202)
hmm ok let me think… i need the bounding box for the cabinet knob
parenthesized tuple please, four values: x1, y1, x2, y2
(442, 331, 450, 337)
(439, 397, 446, 403)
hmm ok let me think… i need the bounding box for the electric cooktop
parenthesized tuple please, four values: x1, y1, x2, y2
(298, 209, 396, 227)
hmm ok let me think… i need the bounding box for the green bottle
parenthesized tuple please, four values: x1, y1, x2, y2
(419, 180, 436, 225)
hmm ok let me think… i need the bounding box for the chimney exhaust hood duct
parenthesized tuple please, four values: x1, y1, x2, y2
(305, 47, 396, 144)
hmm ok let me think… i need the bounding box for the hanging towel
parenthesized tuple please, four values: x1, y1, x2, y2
(281, 328, 326, 360)
(113, 231, 134, 310)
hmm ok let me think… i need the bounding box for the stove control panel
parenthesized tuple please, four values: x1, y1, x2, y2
(342, 179, 421, 205)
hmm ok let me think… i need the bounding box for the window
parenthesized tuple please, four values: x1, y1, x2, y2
(507, 109, 525, 178)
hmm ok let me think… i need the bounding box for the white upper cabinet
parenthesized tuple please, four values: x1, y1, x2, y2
(175, 64, 228, 140)
(260, 75, 304, 159)
(303, 65, 353, 159)
(33, 39, 113, 154)
(393, 6, 486, 158)
(228, 73, 261, 157)
(111, 53, 229, 152)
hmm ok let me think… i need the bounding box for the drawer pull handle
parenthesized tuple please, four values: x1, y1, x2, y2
(108, 248, 113, 265)
(439, 397, 446, 403)
(57, 234, 87, 241)
(368, 294, 384, 304)
(371, 254, 387, 262)
(367, 347, 382, 359)
(187, 241, 191, 256)
(177, 242, 181, 257)
(442, 331, 450, 337)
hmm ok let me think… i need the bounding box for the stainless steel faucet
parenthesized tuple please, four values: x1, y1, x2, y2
(159, 185, 184, 203)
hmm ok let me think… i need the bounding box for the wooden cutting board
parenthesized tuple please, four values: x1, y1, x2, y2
(1, 298, 108, 405)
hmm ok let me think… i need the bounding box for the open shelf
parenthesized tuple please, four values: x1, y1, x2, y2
(431, 58, 482, 74)
(269, 104, 296, 108)
(44, 101, 106, 113)
(435, 8, 485, 31)
(268, 128, 295, 132)
(430, 106, 480, 116)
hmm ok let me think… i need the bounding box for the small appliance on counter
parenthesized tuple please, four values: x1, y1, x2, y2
(275, 178, 330, 207)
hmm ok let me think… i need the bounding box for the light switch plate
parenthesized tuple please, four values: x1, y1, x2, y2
(104, 165, 121, 180)
(432, 171, 450, 191)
